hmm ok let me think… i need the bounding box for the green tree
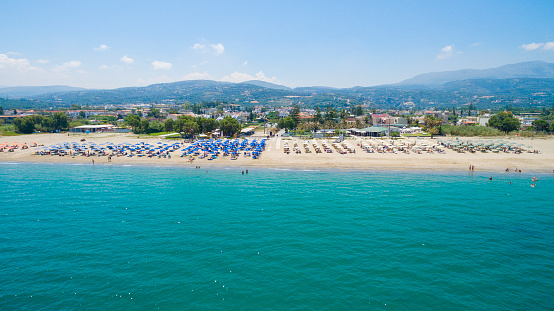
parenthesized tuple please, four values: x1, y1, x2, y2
(314, 106, 323, 124)
(532, 119, 550, 132)
(148, 108, 161, 118)
(290, 104, 301, 126)
(488, 112, 520, 133)
(124, 114, 141, 132)
(424, 115, 443, 138)
(168, 108, 179, 114)
(278, 116, 296, 131)
(197, 117, 219, 133)
(324, 105, 337, 123)
(266, 111, 279, 121)
(79, 110, 86, 119)
(353, 105, 364, 116)
(339, 109, 348, 121)
(0, 106, 4, 115)
(13, 117, 36, 134)
(219, 116, 241, 137)
(139, 119, 150, 134)
(51, 112, 69, 131)
(164, 118, 174, 132)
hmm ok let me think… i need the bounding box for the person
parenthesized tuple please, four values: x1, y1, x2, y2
(506, 168, 509, 172)
(246, 169, 248, 174)
(92, 159, 95, 165)
(472, 165, 474, 171)
(242, 170, 244, 175)
(489, 177, 492, 180)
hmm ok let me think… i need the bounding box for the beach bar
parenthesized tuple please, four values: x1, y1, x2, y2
(70, 124, 115, 133)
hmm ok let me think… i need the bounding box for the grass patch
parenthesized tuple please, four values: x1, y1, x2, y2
(0, 131, 20, 136)
(147, 132, 173, 136)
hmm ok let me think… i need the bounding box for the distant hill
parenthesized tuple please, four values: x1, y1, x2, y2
(0, 85, 87, 98)
(240, 80, 291, 91)
(293, 86, 339, 94)
(31, 80, 303, 106)
(397, 61, 554, 87)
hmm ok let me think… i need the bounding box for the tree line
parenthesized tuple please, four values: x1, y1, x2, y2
(12, 112, 69, 134)
(124, 114, 241, 138)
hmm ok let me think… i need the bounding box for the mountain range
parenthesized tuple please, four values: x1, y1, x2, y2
(1, 61, 554, 110)
(396, 61, 554, 87)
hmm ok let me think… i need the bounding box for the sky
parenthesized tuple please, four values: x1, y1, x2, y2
(1, 0, 554, 89)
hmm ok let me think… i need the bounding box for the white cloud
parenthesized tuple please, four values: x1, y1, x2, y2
(54, 60, 81, 72)
(99, 64, 111, 70)
(0, 54, 41, 72)
(37, 59, 50, 64)
(152, 60, 172, 70)
(211, 43, 225, 55)
(7, 51, 21, 56)
(437, 45, 454, 59)
(521, 42, 544, 51)
(94, 44, 110, 51)
(120, 55, 134, 64)
(192, 42, 225, 55)
(192, 43, 206, 50)
(220, 71, 278, 83)
(243, 60, 248, 66)
(542, 42, 554, 51)
(182, 72, 211, 80)
(521, 42, 554, 51)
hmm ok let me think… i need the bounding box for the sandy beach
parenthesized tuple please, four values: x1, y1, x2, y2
(1, 132, 553, 172)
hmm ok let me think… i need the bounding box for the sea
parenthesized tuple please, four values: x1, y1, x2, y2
(0, 162, 553, 310)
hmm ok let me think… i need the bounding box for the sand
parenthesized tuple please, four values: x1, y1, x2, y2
(1, 132, 553, 172)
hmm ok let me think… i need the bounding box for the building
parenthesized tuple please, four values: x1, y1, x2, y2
(70, 124, 115, 133)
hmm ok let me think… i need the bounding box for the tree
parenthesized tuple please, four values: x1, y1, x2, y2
(488, 112, 520, 133)
(532, 119, 550, 132)
(219, 116, 241, 137)
(0, 106, 3, 115)
(124, 114, 141, 132)
(139, 119, 150, 134)
(324, 105, 337, 123)
(13, 117, 35, 134)
(168, 108, 179, 114)
(79, 110, 86, 119)
(164, 118, 174, 132)
(182, 120, 198, 138)
(197, 117, 219, 133)
(339, 109, 348, 121)
(148, 108, 161, 118)
(290, 105, 300, 126)
(314, 106, 323, 124)
(278, 116, 296, 131)
(424, 115, 443, 138)
(51, 112, 69, 131)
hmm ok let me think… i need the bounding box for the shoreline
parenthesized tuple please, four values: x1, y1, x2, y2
(1, 133, 553, 173)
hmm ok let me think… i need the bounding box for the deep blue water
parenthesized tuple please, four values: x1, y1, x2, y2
(1, 163, 553, 310)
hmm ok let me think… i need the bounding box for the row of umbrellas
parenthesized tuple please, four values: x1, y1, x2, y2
(181, 139, 267, 159)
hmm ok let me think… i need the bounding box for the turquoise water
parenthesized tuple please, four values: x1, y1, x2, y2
(0, 163, 553, 310)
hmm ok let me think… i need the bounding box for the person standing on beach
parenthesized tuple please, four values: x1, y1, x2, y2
(92, 159, 95, 166)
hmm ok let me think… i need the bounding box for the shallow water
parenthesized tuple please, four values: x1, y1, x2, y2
(1, 163, 553, 310)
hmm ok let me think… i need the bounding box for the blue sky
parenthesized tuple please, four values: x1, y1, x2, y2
(1, 0, 554, 89)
